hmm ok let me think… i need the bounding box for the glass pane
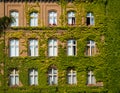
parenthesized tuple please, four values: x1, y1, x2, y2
(54, 47, 57, 56)
(10, 76, 14, 86)
(35, 76, 38, 85)
(54, 76, 57, 84)
(68, 75, 71, 84)
(30, 76, 34, 85)
(15, 76, 19, 85)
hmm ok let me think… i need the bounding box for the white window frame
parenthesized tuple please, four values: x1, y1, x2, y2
(86, 12, 94, 25)
(10, 39, 19, 57)
(48, 68, 58, 85)
(30, 12, 38, 26)
(87, 71, 96, 85)
(48, 39, 58, 57)
(9, 69, 19, 86)
(48, 11, 57, 25)
(67, 69, 77, 84)
(29, 39, 38, 56)
(68, 11, 75, 25)
(86, 40, 96, 56)
(29, 69, 38, 85)
(10, 11, 19, 27)
(67, 39, 76, 56)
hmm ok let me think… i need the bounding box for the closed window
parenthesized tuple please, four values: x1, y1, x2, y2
(86, 40, 96, 56)
(48, 39, 58, 56)
(67, 69, 77, 84)
(67, 40, 76, 56)
(30, 12, 38, 26)
(29, 39, 38, 56)
(86, 12, 94, 26)
(87, 71, 96, 85)
(10, 39, 19, 57)
(68, 11, 75, 25)
(29, 69, 38, 85)
(49, 11, 57, 25)
(48, 68, 58, 85)
(9, 69, 19, 86)
(10, 11, 19, 27)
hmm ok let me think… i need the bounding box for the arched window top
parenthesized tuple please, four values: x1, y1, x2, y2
(68, 11, 75, 17)
(30, 12, 38, 17)
(87, 12, 94, 17)
(48, 39, 57, 45)
(87, 40, 95, 45)
(29, 68, 38, 75)
(48, 65, 57, 70)
(88, 70, 94, 75)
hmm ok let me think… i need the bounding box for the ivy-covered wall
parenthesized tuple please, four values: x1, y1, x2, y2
(1, 0, 120, 92)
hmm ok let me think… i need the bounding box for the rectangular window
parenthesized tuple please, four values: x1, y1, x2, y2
(29, 39, 38, 56)
(48, 68, 58, 85)
(86, 40, 96, 56)
(87, 71, 96, 85)
(29, 69, 38, 85)
(68, 69, 77, 84)
(49, 11, 57, 25)
(9, 69, 19, 86)
(48, 39, 57, 56)
(67, 40, 76, 56)
(10, 39, 19, 57)
(10, 11, 19, 27)
(30, 12, 38, 26)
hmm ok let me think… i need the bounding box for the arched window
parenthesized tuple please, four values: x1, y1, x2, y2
(10, 11, 19, 27)
(68, 11, 75, 25)
(48, 39, 58, 56)
(48, 68, 58, 85)
(48, 11, 57, 25)
(10, 39, 19, 57)
(29, 69, 38, 85)
(86, 12, 94, 26)
(30, 12, 38, 26)
(86, 40, 96, 56)
(87, 71, 96, 84)
(67, 69, 77, 84)
(9, 69, 19, 86)
(67, 39, 76, 56)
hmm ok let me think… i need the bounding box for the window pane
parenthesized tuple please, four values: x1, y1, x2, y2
(15, 76, 19, 85)
(30, 12, 38, 26)
(10, 76, 14, 86)
(10, 11, 19, 27)
(35, 76, 38, 85)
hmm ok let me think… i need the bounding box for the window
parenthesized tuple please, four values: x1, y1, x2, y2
(10, 39, 19, 57)
(30, 12, 38, 26)
(48, 68, 58, 85)
(67, 40, 76, 56)
(86, 12, 94, 26)
(29, 69, 38, 85)
(29, 39, 38, 56)
(9, 69, 19, 86)
(67, 69, 77, 84)
(86, 40, 96, 56)
(68, 11, 75, 25)
(48, 39, 58, 56)
(49, 11, 57, 25)
(10, 11, 19, 27)
(87, 71, 96, 85)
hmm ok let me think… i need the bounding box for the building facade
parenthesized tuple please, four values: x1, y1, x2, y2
(0, 0, 107, 93)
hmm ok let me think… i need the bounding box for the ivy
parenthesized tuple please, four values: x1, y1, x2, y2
(0, 0, 119, 92)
